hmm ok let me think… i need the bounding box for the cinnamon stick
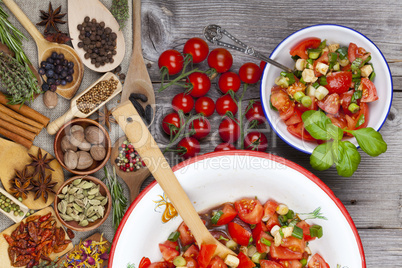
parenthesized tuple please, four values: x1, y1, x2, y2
(0, 111, 41, 134)
(0, 103, 43, 130)
(0, 118, 36, 141)
(0, 92, 50, 127)
(0, 126, 32, 149)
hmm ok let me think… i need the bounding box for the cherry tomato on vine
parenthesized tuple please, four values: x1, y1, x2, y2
(207, 48, 233, 73)
(183, 37, 209, 64)
(187, 72, 211, 98)
(158, 50, 184, 75)
(239, 62, 262, 84)
(245, 101, 266, 125)
(177, 137, 200, 159)
(214, 142, 236, 152)
(260, 61, 267, 71)
(216, 94, 238, 116)
(189, 118, 211, 140)
(172, 93, 194, 114)
(219, 118, 240, 143)
(162, 112, 181, 136)
(218, 72, 241, 94)
(195, 97, 215, 117)
(244, 131, 268, 151)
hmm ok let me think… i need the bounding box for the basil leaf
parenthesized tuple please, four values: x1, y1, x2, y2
(355, 114, 365, 128)
(327, 124, 344, 141)
(310, 142, 334, 171)
(336, 47, 348, 60)
(302, 111, 332, 140)
(348, 127, 387, 157)
(335, 141, 361, 177)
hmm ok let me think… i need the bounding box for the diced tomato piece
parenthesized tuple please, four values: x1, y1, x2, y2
(198, 244, 217, 268)
(281, 236, 305, 253)
(279, 105, 295, 121)
(296, 221, 316, 242)
(255, 230, 273, 253)
(148, 262, 169, 268)
(348, 43, 369, 63)
(289, 38, 321, 60)
(270, 245, 303, 260)
(287, 122, 317, 142)
(238, 252, 256, 268)
(260, 260, 285, 268)
(360, 78, 378, 102)
(308, 253, 330, 268)
(345, 102, 369, 130)
(325, 71, 352, 95)
(271, 89, 294, 115)
(340, 90, 354, 114)
(262, 200, 279, 222)
(285, 108, 302, 126)
(215, 204, 238, 226)
(228, 222, 252, 246)
(159, 241, 179, 262)
(207, 256, 227, 268)
(295, 96, 317, 113)
(139, 257, 152, 268)
(178, 222, 195, 246)
(341, 63, 351, 72)
(313, 51, 329, 77)
(317, 93, 340, 115)
(266, 213, 280, 231)
(183, 244, 199, 259)
(327, 112, 347, 132)
(252, 222, 268, 241)
(185, 257, 199, 268)
(234, 198, 264, 224)
(279, 260, 302, 268)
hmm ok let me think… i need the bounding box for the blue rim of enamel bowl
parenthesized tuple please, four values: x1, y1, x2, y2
(260, 23, 393, 155)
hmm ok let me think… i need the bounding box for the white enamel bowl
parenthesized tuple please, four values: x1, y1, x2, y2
(109, 151, 366, 268)
(260, 24, 393, 154)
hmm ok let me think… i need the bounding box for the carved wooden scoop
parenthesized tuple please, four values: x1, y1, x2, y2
(112, 101, 234, 258)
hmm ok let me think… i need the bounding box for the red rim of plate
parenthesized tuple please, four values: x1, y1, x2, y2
(108, 150, 366, 268)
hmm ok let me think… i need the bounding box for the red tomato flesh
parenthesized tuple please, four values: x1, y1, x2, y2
(325, 71, 352, 95)
(289, 38, 321, 60)
(215, 203, 238, 226)
(198, 244, 217, 268)
(234, 198, 264, 224)
(238, 252, 256, 268)
(227, 222, 252, 246)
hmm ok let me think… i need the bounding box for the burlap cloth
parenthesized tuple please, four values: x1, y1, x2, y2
(0, 0, 144, 250)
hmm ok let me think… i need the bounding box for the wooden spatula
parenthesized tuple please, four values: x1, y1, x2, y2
(112, 101, 234, 258)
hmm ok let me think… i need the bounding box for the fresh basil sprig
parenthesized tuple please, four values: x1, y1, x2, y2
(303, 110, 387, 177)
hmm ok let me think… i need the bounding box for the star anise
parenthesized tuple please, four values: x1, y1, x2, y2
(9, 168, 34, 199)
(27, 149, 55, 178)
(37, 2, 66, 33)
(31, 172, 57, 203)
(97, 106, 116, 129)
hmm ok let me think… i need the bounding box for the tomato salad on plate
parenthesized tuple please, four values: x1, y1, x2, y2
(139, 197, 329, 268)
(270, 38, 378, 141)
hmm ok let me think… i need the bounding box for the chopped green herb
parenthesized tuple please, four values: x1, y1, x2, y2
(318, 40, 327, 50)
(280, 72, 296, 85)
(319, 76, 327, 86)
(218, 235, 229, 242)
(355, 114, 365, 128)
(211, 210, 223, 225)
(309, 225, 323, 238)
(351, 58, 363, 71)
(336, 47, 348, 60)
(261, 237, 271, 246)
(292, 225, 304, 240)
(328, 52, 338, 69)
(168, 231, 180, 242)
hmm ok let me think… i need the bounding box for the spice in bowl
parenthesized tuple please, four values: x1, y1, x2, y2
(39, 52, 75, 92)
(76, 77, 118, 114)
(57, 178, 108, 227)
(115, 138, 145, 172)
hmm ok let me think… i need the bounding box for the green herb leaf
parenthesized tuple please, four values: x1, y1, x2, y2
(319, 76, 327, 86)
(351, 58, 363, 71)
(336, 47, 348, 60)
(351, 89, 362, 103)
(211, 210, 223, 224)
(302, 110, 332, 140)
(347, 127, 387, 157)
(355, 114, 365, 128)
(328, 52, 338, 70)
(334, 141, 361, 177)
(280, 72, 296, 85)
(318, 39, 327, 50)
(310, 142, 334, 171)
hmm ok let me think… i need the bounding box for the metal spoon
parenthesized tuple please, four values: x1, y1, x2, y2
(204, 24, 293, 73)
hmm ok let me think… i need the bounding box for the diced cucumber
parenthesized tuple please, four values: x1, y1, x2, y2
(294, 91, 306, 102)
(308, 49, 321, 59)
(314, 86, 329, 101)
(306, 85, 316, 97)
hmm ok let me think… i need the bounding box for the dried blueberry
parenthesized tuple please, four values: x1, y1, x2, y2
(53, 74, 59, 80)
(67, 62, 74, 68)
(47, 78, 55, 85)
(50, 84, 57, 92)
(61, 80, 67, 86)
(51, 52, 58, 59)
(47, 57, 54, 64)
(55, 65, 63, 74)
(62, 59, 68, 66)
(65, 75, 73, 82)
(55, 79, 61, 86)
(40, 61, 47, 68)
(58, 53, 64, 60)
(46, 69, 54, 78)
(42, 83, 49, 91)
(38, 68, 46, 75)
(55, 59, 61, 65)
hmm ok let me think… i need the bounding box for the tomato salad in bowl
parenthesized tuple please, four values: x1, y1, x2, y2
(139, 197, 329, 268)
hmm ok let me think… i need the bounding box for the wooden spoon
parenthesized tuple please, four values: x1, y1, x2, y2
(2, 0, 84, 99)
(112, 101, 234, 259)
(120, 0, 155, 123)
(111, 136, 151, 202)
(47, 72, 122, 135)
(67, 0, 125, 72)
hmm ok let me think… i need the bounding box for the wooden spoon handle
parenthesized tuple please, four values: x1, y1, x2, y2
(133, 0, 141, 51)
(47, 109, 77, 135)
(2, 0, 44, 44)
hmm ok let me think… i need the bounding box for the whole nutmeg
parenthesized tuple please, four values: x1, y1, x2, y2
(61, 136, 77, 152)
(90, 145, 106, 161)
(76, 151, 94, 170)
(70, 125, 84, 135)
(69, 130, 85, 147)
(78, 140, 91, 151)
(64, 150, 78, 170)
(85, 126, 105, 144)
(43, 91, 58, 109)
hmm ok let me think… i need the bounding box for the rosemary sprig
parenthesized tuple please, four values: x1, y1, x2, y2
(103, 166, 128, 231)
(298, 207, 328, 220)
(110, 0, 129, 29)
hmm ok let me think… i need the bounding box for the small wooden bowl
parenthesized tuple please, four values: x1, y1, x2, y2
(54, 118, 111, 175)
(54, 176, 111, 232)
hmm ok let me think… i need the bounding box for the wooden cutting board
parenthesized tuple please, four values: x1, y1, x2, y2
(0, 138, 64, 210)
(0, 207, 73, 268)
(56, 232, 111, 267)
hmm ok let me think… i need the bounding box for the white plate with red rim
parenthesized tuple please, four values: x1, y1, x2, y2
(109, 151, 366, 268)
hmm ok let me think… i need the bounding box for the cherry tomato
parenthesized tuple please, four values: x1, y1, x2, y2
(260, 61, 267, 71)
(183, 245, 199, 259)
(207, 48, 233, 73)
(148, 262, 169, 268)
(172, 93, 194, 113)
(281, 236, 305, 253)
(348, 43, 369, 63)
(187, 72, 211, 98)
(296, 220, 316, 242)
(216, 94, 238, 116)
(361, 77, 378, 102)
(279, 260, 303, 268)
(159, 240, 179, 262)
(234, 198, 264, 224)
(255, 229, 273, 254)
(158, 50, 184, 75)
(243, 132, 268, 151)
(189, 118, 211, 140)
(289, 37, 321, 60)
(239, 62, 262, 84)
(186, 257, 199, 268)
(214, 203, 237, 226)
(227, 222, 252, 246)
(195, 97, 215, 117)
(262, 200, 279, 222)
(198, 244, 217, 268)
(218, 72, 241, 93)
(139, 257, 151, 268)
(270, 88, 293, 114)
(218, 118, 240, 143)
(308, 253, 330, 268)
(183, 37, 209, 63)
(317, 93, 340, 115)
(214, 142, 236, 152)
(178, 222, 195, 246)
(245, 101, 265, 125)
(177, 137, 200, 159)
(237, 252, 255, 268)
(162, 112, 181, 136)
(325, 71, 352, 95)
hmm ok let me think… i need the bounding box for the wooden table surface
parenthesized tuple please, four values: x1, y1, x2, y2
(0, 0, 401, 267)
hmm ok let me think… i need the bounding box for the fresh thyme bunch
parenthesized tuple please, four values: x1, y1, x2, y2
(0, 2, 40, 104)
(110, 0, 129, 29)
